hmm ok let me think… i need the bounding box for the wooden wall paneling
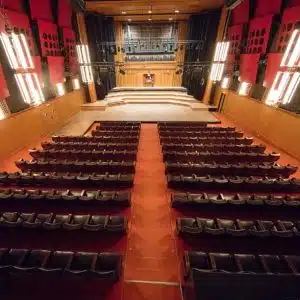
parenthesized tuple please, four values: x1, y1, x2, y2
(0, 89, 86, 161)
(213, 86, 300, 160)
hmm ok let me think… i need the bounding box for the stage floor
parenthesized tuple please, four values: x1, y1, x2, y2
(55, 103, 219, 136)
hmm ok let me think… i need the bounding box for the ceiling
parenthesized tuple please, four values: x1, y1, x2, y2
(85, 0, 224, 21)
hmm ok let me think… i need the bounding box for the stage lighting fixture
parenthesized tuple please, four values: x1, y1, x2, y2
(266, 28, 300, 106)
(209, 41, 230, 82)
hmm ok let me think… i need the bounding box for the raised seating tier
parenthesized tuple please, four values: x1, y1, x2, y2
(159, 130, 243, 138)
(52, 136, 139, 143)
(160, 137, 253, 145)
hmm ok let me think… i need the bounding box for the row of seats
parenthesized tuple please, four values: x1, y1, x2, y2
(165, 162, 297, 177)
(160, 136, 253, 145)
(95, 125, 140, 131)
(171, 192, 300, 208)
(16, 159, 135, 173)
(177, 217, 299, 238)
(167, 175, 300, 192)
(91, 131, 139, 138)
(158, 122, 214, 127)
(0, 172, 134, 188)
(162, 143, 266, 153)
(0, 189, 131, 206)
(52, 136, 139, 143)
(29, 149, 137, 161)
(42, 142, 138, 151)
(159, 130, 243, 138)
(158, 126, 235, 132)
(0, 212, 127, 232)
(183, 251, 300, 300)
(98, 121, 140, 126)
(163, 151, 280, 163)
(0, 248, 122, 280)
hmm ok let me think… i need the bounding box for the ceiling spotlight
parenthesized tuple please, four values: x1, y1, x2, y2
(128, 18, 132, 22)
(148, 18, 152, 21)
(169, 18, 173, 21)
(148, 10, 152, 13)
(121, 11, 126, 14)
(175, 9, 179, 13)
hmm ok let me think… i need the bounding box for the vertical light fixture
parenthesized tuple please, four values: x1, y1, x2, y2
(56, 83, 65, 96)
(238, 81, 251, 96)
(221, 76, 231, 89)
(76, 44, 94, 83)
(266, 28, 300, 106)
(210, 41, 230, 82)
(72, 78, 81, 90)
(0, 31, 44, 106)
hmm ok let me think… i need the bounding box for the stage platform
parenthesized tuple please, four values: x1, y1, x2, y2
(111, 86, 187, 93)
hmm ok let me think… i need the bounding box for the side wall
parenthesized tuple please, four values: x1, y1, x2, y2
(0, 89, 85, 160)
(214, 87, 300, 160)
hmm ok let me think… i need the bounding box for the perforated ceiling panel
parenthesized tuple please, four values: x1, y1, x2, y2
(263, 53, 282, 88)
(275, 6, 300, 53)
(227, 24, 244, 55)
(1, 0, 23, 12)
(62, 28, 77, 76)
(37, 20, 61, 57)
(0, 65, 10, 99)
(240, 53, 260, 83)
(254, 0, 282, 17)
(47, 57, 65, 85)
(231, 0, 250, 25)
(58, 0, 73, 28)
(0, 10, 35, 56)
(245, 15, 274, 54)
(29, 0, 53, 22)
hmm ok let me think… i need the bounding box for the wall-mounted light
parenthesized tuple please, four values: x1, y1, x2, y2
(210, 41, 230, 82)
(266, 29, 300, 106)
(56, 83, 65, 96)
(0, 99, 11, 120)
(221, 76, 231, 89)
(72, 78, 81, 90)
(76, 44, 94, 83)
(14, 73, 45, 105)
(238, 81, 251, 96)
(0, 33, 34, 70)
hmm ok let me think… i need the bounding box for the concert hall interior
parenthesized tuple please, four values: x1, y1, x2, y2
(0, 0, 300, 300)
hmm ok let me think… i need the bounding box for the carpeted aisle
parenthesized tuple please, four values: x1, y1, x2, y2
(122, 124, 182, 300)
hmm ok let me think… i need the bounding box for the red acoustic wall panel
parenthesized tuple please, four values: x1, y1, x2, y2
(37, 20, 61, 57)
(226, 54, 235, 74)
(240, 54, 260, 83)
(33, 56, 43, 84)
(254, 0, 282, 17)
(62, 28, 77, 76)
(0, 65, 10, 99)
(227, 24, 244, 55)
(263, 53, 282, 88)
(29, 0, 53, 22)
(1, 0, 23, 12)
(245, 15, 274, 54)
(0, 10, 35, 56)
(231, 0, 250, 25)
(276, 6, 300, 53)
(58, 0, 73, 28)
(287, 0, 300, 7)
(47, 57, 65, 85)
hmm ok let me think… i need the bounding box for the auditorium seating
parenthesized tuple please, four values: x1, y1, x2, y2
(172, 192, 300, 208)
(95, 125, 140, 131)
(177, 217, 298, 238)
(42, 142, 138, 151)
(158, 122, 218, 127)
(159, 130, 243, 138)
(52, 136, 139, 143)
(183, 251, 300, 300)
(163, 151, 280, 163)
(0, 248, 122, 280)
(162, 143, 266, 153)
(158, 126, 235, 132)
(160, 136, 253, 145)
(0, 212, 127, 232)
(0, 189, 131, 206)
(91, 130, 140, 137)
(165, 162, 297, 177)
(167, 175, 300, 192)
(0, 172, 134, 188)
(15, 159, 135, 173)
(29, 149, 137, 161)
